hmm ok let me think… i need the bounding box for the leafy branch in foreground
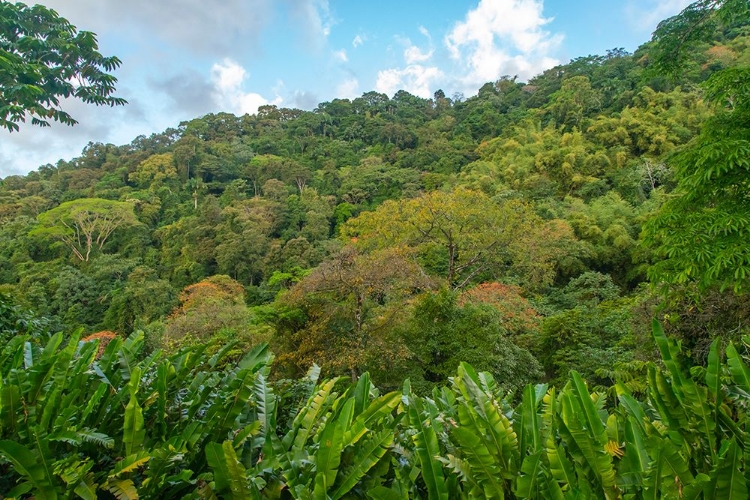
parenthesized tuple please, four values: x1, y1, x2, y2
(0, 1, 126, 132)
(643, 0, 750, 292)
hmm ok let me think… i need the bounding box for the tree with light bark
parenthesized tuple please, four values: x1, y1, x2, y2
(33, 198, 139, 261)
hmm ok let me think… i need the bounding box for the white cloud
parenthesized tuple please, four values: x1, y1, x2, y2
(375, 65, 443, 98)
(352, 35, 366, 48)
(396, 26, 434, 64)
(624, 0, 693, 33)
(211, 59, 282, 115)
(336, 77, 360, 99)
(404, 45, 433, 64)
(445, 0, 563, 89)
(403, 27, 434, 64)
(333, 49, 348, 62)
(371, 26, 444, 98)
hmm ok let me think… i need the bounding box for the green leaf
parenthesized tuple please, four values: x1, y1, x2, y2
(452, 426, 505, 500)
(314, 400, 347, 489)
(118, 332, 144, 382)
(408, 400, 449, 500)
(558, 387, 618, 499)
(726, 342, 750, 394)
(706, 338, 721, 403)
(569, 371, 606, 445)
(331, 428, 394, 500)
(652, 320, 716, 459)
(108, 451, 151, 478)
(343, 391, 400, 447)
(643, 435, 694, 499)
(454, 364, 518, 477)
(123, 366, 145, 456)
(516, 385, 541, 456)
(353, 371, 372, 416)
(253, 372, 277, 441)
(366, 485, 404, 500)
(0, 440, 57, 500)
(206, 442, 231, 493)
(73, 476, 99, 500)
(106, 479, 138, 500)
(222, 440, 254, 500)
(515, 451, 543, 498)
(706, 439, 747, 499)
(205, 441, 257, 499)
(207, 368, 259, 436)
(285, 378, 339, 452)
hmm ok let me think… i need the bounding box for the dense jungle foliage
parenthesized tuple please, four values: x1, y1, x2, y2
(1, 0, 750, 497)
(3, 309, 750, 498)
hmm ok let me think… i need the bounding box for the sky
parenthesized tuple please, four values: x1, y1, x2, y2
(0, 0, 693, 178)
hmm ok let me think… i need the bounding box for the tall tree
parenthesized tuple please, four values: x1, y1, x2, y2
(33, 198, 139, 261)
(342, 187, 571, 290)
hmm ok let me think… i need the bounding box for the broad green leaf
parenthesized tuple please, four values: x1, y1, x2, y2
(123, 366, 145, 456)
(452, 426, 505, 500)
(106, 479, 138, 500)
(253, 372, 277, 441)
(569, 371, 606, 445)
(516, 384, 541, 456)
(108, 451, 151, 478)
(652, 320, 716, 460)
(705, 439, 747, 499)
(331, 428, 394, 500)
(286, 378, 339, 452)
(315, 400, 348, 489)
(206, 442, 231, 493)
(0, 439, 57, 500)
(73, 475, 98, 500)
(222, 440, 254, 500)
(726, 343, 750, 395)
(408, 400, 449, 500)
(515, 451, 542, 498)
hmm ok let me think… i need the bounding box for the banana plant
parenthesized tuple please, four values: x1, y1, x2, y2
(0, 332, 273, 499)
(3, 320, 750, 499)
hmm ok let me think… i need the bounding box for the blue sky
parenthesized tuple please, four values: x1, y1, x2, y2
(1, 0, 692, 177)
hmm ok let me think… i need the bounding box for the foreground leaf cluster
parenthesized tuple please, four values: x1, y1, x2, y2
(1, 321, 750, 499)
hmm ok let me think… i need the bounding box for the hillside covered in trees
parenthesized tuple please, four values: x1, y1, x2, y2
(3, 11, 748, 384)
(1, 0, 750, 496)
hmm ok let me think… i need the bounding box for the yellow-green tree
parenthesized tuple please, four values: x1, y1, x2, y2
(129, 153, 178, 189)
(162, 275, 268, 358)
(342, 187, 573, 290)
(33, 198, 139, 261)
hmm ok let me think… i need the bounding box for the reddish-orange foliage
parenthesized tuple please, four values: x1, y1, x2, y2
(172, 275, 245, 318)
(459, 282, 541, 336)
(703, 45, 736, 69)
(81, 330, 117, 359)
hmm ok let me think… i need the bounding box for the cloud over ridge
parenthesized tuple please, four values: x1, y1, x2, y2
(445, 0, 563, 89)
